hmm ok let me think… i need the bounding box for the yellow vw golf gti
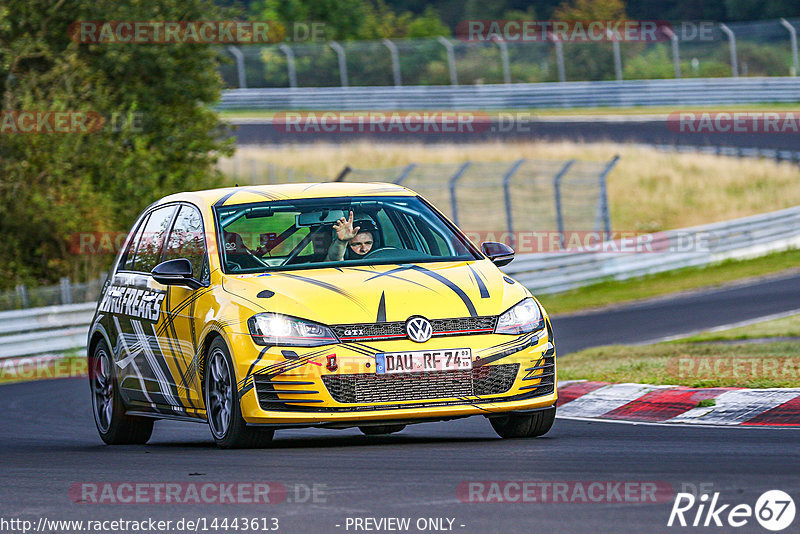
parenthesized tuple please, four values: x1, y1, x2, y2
(87, 183, 556, 448)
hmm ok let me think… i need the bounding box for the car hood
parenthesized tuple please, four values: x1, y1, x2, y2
(221, 260, 529, 324)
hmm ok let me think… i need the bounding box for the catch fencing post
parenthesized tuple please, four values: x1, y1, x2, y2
(596, 155, 620, 240)
(16, 284, 29, 309)
(437, 36, 459, 85)
(502, 159, 526, 247)
(334, 166, 352, 182)
(448, 162, 472, 226)
(607, 29, 623, 81)
(278, 44, 298, 88)
(60, 277, 72, 305)
(383, 39, 402, 86)
(781, 18, 799, 76)
(329, 41, 349, 87)
(553, 160, 576, 250)
(663, 25, 681, 78)
(548, 32, 566, 82)
(493, 38, 511, 84)
(394, 163, 416, 185)
(227, 46, 247, 88)
(719, 24, 738, 77)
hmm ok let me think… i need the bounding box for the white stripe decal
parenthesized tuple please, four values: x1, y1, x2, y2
(132, 319, 178, 406)
(111, 316, 155, 405)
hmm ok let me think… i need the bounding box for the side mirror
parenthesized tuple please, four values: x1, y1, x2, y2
(481, 241, 515, 267)
(151, 258, 202, 290)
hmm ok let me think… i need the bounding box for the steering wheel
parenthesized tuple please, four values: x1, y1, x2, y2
(361, 246, 398, 260)
(227, 261, 242, 272)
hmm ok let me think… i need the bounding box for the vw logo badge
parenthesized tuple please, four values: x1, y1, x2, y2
(406, 316, 433, 343)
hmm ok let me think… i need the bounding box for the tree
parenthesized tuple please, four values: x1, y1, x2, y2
(0, 0, 233, 288)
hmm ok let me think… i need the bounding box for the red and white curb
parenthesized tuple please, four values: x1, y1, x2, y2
(556, 381, 800, 426)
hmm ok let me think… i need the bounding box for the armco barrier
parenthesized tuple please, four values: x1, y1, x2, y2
(506, 205, 800, 294)
(218, 77, 800, 111)
(2, 206, 800, 359)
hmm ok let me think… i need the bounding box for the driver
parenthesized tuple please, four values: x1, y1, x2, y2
(326, 211, 375, 261)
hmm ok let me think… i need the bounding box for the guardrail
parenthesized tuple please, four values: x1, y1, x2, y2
(505, 205, 800, 294)
(219, 77, 800, 110)
(0, 303, 95, 360)
(2, 205, 800, 360)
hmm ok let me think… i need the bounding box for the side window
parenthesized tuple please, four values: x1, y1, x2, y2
(165, 205, 208, 282)
(132, 206, 177, 273)
(119, 214, 149, 272)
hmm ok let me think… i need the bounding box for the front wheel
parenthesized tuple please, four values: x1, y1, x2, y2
(89, 340, 153, 445)
(489, 407, 556, 438)
(205, 338, 273, 449)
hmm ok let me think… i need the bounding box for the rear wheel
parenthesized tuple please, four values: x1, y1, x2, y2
(359, 424, 406, 435)
(89, 340, 154, 445)
(489, 407, 556, 438)
(205, 338, 273, 449)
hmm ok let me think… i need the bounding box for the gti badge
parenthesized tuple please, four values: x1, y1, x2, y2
(406, 316, 433, 343)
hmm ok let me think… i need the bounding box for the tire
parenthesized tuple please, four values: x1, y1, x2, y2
(205, 338, 274, 449)
(358, 424, 406, 435)
(89, 339, 154, 445)
(489, 407, 556, 439)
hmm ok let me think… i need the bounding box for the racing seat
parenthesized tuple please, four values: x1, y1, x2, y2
(223, 231, 262, 270)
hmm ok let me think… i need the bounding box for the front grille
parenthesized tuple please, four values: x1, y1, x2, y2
(332, 316, 497, 342)
(322, 364, 519, 404)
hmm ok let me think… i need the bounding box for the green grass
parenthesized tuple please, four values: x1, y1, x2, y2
(220, 103, 800, 120)
(680, 313, 800, 342)
(541, 248, 800, 316)
(558, 341, 800, 388)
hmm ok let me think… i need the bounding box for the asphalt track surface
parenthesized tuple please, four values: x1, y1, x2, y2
(232, 117, 800, 151)
(2, 273, 800, 534)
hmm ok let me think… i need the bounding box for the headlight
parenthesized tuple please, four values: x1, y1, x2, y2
(495, 298, 544, 335)
(247, 313, 339, 347)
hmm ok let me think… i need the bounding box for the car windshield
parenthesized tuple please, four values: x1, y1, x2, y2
(214, 196, 479, 273)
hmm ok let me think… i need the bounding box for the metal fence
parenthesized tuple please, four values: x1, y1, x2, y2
(218, 77, 800, 110)
(505, 205, 800, 294)
(222, 156, 618, 243)
(0, 278, 105, 311)
(219, 18, 800, 89)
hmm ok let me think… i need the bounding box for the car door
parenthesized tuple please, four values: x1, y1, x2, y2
(111, 204, 180, 410)
(159, 203, 210, 413)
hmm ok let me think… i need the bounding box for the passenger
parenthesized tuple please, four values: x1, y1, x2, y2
(326, 211, 375, 261)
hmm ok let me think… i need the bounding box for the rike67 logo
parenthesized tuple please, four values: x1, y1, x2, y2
(668, 490, 795, 531)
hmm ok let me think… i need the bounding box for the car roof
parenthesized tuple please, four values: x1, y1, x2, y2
(158, 182, 415, 208)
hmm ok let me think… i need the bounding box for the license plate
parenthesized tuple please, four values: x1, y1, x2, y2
(375, 349, 472, 375)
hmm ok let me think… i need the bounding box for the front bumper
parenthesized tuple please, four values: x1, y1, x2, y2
(231, 322, 557, 427)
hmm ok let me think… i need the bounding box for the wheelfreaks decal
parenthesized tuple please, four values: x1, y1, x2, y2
(98, 285, 166, 322)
